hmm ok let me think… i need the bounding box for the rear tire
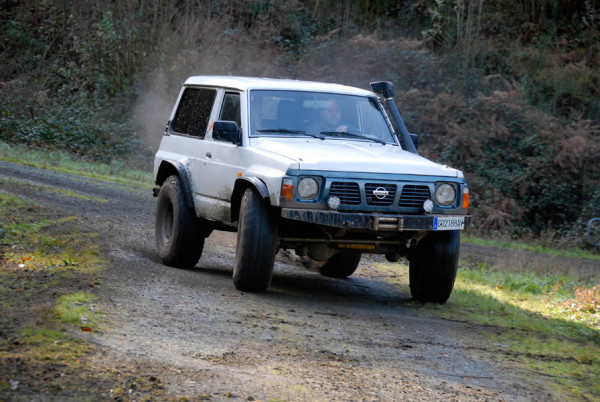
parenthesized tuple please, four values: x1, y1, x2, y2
(155, 175, 204, 268)
(409, 230, 459, 304)
(319, 252, 361, 278)
(233, 188, 278, 292)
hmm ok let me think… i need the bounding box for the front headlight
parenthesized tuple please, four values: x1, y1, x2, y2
(435, 184, 456, 206)
(297, 177, 319, 199)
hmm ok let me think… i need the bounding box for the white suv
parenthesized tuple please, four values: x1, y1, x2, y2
(153, 76, 470, 303)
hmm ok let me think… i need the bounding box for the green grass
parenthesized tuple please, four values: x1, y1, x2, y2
(0, 141, 153, 188)
(462, 234, 600, 261)
(0, 193, 105, 274)
(17, 327, 92, 360)
(446, 266, 599, 334)
(55, 292, 101, 328)
(374, 258, 599, 400)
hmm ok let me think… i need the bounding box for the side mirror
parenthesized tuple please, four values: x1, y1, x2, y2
(409, 133, 419, 150)
(213, 121, 241, 144)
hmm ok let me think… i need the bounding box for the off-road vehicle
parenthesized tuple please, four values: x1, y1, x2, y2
(153, 76, 470, 303)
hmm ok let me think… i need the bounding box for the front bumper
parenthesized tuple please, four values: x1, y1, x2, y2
(281, 208, 470, 231)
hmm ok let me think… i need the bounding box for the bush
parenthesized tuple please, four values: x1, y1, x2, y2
(0, 82, 141, 163)
(1, 0, 599, 246)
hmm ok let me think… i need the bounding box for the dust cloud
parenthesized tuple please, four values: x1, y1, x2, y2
(130, 17, 289, 151)
(130, 20, 437, 152)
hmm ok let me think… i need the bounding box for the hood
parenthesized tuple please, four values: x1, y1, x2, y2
(250, 137, 462, 178)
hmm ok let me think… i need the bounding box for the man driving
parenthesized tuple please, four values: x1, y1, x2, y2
(310, 99, 348, 133)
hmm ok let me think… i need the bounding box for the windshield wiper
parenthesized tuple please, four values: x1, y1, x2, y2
(320, 131, 386, 145)
(256, 129, 324, 140)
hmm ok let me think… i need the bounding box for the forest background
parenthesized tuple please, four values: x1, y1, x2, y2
(1, 0, 599, 247)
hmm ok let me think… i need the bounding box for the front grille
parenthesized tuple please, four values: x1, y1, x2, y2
(329, 182, 361, 205)
(399, 185, 430, 208)
(365, 183, 397, 206)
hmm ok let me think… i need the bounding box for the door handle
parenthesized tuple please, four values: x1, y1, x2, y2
(206, 152, 212, 158)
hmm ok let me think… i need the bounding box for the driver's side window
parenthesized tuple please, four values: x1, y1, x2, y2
(219, 92, 241, 128)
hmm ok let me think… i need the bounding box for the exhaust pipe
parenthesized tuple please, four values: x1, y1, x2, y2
(371, 81, 418, 154)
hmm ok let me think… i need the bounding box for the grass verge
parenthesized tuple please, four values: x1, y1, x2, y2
(463, 234, 600, 261)
(0, 191, 167, 399)
(374, 254, 600, 400)
(0, 141, 153, 188)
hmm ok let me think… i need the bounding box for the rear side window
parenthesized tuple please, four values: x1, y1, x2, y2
(172, 88, 216, 138)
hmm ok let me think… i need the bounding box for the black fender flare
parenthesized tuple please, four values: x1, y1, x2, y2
(231, 177, 270, 223)
(155, 161, 195, 210)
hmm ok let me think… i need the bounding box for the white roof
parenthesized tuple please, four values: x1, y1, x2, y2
(183, 76, 375, 96)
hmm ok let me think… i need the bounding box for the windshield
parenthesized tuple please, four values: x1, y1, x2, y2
(249, 90, 397, 145)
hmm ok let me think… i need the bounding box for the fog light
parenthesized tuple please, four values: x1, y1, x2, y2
(423, 199, 434, 213)
(327, 196, 341, 210)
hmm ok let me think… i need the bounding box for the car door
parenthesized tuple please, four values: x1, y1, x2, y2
(189, 90, 245, 223)
(168, 86, 220, 220)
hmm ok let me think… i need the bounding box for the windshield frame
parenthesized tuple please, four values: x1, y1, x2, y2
(248, 89, 399, 146)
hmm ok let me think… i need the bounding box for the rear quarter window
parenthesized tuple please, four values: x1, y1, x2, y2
(172, 88, 217, 138)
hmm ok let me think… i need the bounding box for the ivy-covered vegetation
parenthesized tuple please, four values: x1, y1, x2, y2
(1, 0, 599, 245)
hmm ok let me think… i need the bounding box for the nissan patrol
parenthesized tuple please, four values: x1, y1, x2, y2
(153, 76, 470, 303)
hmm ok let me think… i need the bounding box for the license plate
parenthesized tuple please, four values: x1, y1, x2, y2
(433, 216, 465, 231)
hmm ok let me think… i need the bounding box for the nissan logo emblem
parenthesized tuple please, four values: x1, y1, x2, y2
(373, 187, 389, 199)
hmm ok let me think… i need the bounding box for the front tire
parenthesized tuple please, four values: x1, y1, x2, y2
(409, 230, 459, 304)
(155, 175, 204, 268)
(233, 188, 278, 292)
(319, 252, 361, 278)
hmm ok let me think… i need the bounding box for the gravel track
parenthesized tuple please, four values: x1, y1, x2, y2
(0, 160, 560, 401)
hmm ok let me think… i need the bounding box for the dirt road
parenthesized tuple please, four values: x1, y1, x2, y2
(0, 161, 557, 400)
